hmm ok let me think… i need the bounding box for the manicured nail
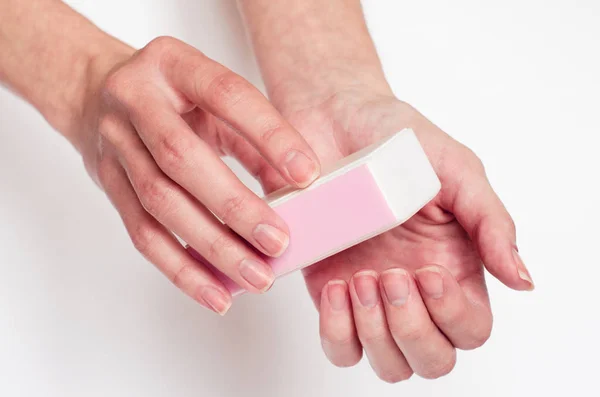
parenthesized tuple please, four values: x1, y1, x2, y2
(513, 248, 534, 290)
(381, 268, 410, 306)
(353, 271, 379, 308)
(201, 287, 231, 316)
(253, 224, 289, 257)
(415, 266, 444, 299)
(284, 150, 319, 187)
(327, 280, 348, 311)
(239, 258, 274, 292)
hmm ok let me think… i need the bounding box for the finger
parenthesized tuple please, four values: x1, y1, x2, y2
(161, 40, 320, 187)
(414, 265, 493, 350)
(183, 108, 287, 191)
(123, 97, 291, 259)
(444, 160, 534, 291)
(379, 268, 457, 379)
(98, 157, 232, 315)
(349, 271, 413, 383)
(319, 280, 363, 367)
(99, 115, 275, 293)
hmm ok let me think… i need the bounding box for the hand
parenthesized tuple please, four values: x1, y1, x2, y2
(250, 88, 534, 382)
(75, 36, 321, 315)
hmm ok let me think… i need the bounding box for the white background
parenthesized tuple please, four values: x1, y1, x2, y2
(1, 0, 598, 396)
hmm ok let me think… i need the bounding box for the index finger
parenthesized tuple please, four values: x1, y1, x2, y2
(162, 42, 320, 188)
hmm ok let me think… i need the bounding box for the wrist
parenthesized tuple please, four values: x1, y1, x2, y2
(0, 0, 135, 149)
(266, 61, 393, 116)
(60, 38, 134, 152)
(238, 0, 393, 115)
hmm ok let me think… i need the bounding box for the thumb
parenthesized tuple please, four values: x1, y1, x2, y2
(443, 156, 534, 291)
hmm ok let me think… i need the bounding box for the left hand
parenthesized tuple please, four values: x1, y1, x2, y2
(217, 85, 534, 381)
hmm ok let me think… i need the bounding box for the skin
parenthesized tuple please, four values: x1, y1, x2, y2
(1, 0, 323, 313)
(239, 0, 535, 382)
(0, 0, 534, 383)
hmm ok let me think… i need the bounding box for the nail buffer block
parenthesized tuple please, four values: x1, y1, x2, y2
(189, 128, 441, 296)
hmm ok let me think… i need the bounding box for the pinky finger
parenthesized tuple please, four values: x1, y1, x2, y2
(100, 158, 232, 315)
(319, 280, 363, 367)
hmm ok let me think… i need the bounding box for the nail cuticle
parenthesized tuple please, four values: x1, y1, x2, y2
(253, 223, 289, 257)
(240, 258, 274, 292)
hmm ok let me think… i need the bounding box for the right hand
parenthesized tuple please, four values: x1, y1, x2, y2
(75, 36, 321, 315)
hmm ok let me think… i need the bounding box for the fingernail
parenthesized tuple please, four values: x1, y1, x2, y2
(239, 258, 274, 292)
(201, 287, 231, 316)
(353, 271, 379, 308)
(327, 280, 348, 311)
(381, 268, 410, 306)
(284, 150, 319, 187)
(415, 266, 444, 299)
(513, 248, 534, 290)
(253, 224, 289, 257)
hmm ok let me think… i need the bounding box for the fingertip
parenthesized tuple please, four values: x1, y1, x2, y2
(513, 248, 535, 291)
(379, 268, 411, 307)
(351, 270, 381, 309)
(414, 266, 445, 300)
(252, 223, 290, 258)
(484, 247, 535, 292)
(414, 264, 465, 308)
(282, 149, 320, 188)
(446, 166, 532, 292)
(320, 280, 362, 367)
(325, 280, 351, 311)
(197, 285, 232, 316)
(239, 258, 275, 294)
(322, 341, 363, 368)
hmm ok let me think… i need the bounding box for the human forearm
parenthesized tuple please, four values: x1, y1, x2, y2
(237, 0, 392, 112)
(0, 0, 133, 147)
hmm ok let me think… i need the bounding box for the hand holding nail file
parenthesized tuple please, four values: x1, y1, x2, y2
(189, 128, 441, 296)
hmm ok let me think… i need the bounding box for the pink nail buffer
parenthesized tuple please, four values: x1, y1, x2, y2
(189, 128, 441, 296)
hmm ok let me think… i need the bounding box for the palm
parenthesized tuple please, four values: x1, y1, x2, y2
(191, 93, 528, 380)
(302, 209, 480, 305)
(272, 96, 484, 305)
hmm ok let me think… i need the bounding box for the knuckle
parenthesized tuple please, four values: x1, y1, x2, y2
(259, 121, 286, 145)
(129, 222, 157, 256)
(156, 134, 188, 175)
(462, 146, 486, 174)
(102, 73, 121, 98)
(420, 352, 457, 379)
(138, 178, 175, 219)
(97, 114, 121, 143)
(144, 36, 177, 56)
(102, 69, 138, 106)
(436, 307, 469, 331)
(205, 71, 247, 108)
(206, 233, 236, 263)
(170, 262, 194, 290)
(389, 322, 425, 342)
(218, 194, 248, 225)
(378, 368, 413, 384)
(359, 328, 391, 347)
(103, 70, 128, 99)
(320, 328, 355, 347)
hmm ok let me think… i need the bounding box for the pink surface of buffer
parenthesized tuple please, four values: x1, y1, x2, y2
(188, 129, 441, 296)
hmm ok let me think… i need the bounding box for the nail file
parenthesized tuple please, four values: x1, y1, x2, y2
(188, 128, 441, 297)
